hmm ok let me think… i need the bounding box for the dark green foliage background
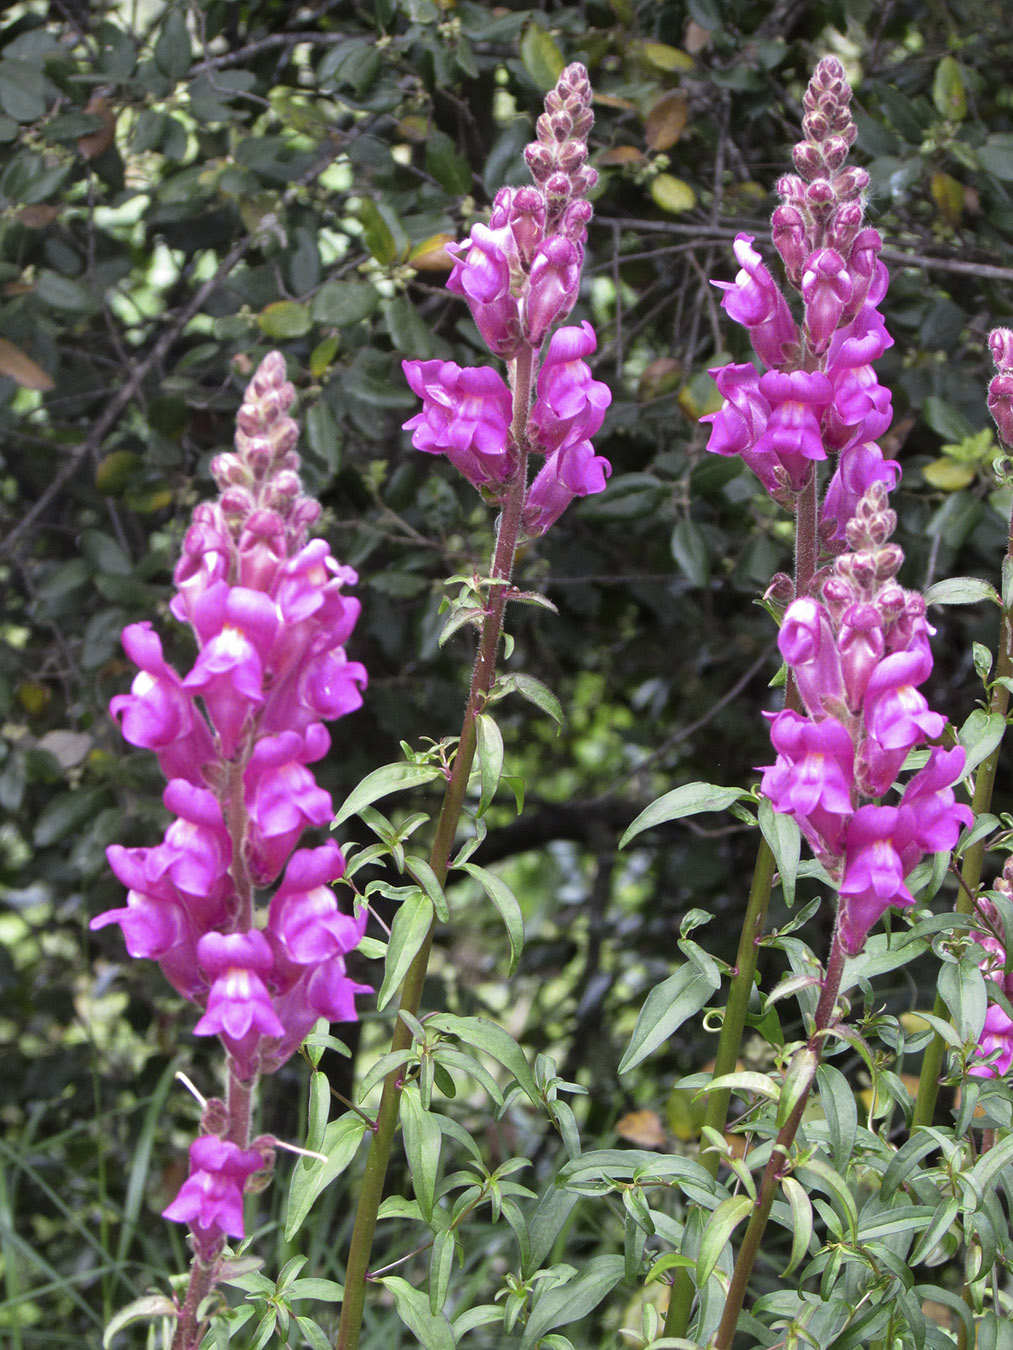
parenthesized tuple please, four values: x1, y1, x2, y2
(2, 0, 1013, 1344)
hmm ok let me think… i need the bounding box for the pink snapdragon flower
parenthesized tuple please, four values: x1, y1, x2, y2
(761, 484, 969, 952)
(401, 359, 515, 489)
(95, 351, 370, 1254)
(404, 63, 610, 533)
(162, 1134, 266, 1258)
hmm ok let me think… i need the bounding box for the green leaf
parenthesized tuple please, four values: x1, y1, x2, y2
(425, 131, 472, 194)
(793, 1158, 858, 1243)
(758, 798, 800, 908)
(474, 713, 504, 816)
(958, 708, 1006, 774)
(34, 788, 106, 848)
(312, 279, 380, 327)
(377, 890, 434, 1011)
(0, 60, 48, 122)
(618, 963, 721, 1074)
(670, 517, 709, 586)
(937, 958, 987, 1042)
(493, 672, 564, 728)
(518, 1256, 624, 1349)
(816, 1064, 857, 1175)
(405, 854, 450, 923)
(620, 782, 746, 847)
(519, 23, 564, 91)
(153, 7, 191, 84)
(429, 1228, 455, 1315)
(377, 1276, 457, 1350)
(35, 271, 95, 313)
(426, 1013, 538, 1104)
(333, 761, 444, 826)
(358, 197, 397, 264)
(978, 133, 1013, 181)
(923, 576, 1000, 607)
(455, 861, 523, 975)
(258, 300, 312, 338)
(909, 1194, 959, 1265)
(696, 1194, 752, 1287)
(102, 1294, 178, 1346)
(400, 1083, 441, 1221)
(383, 294, 434, 358)
(779, 1176, 813, 1277)
(285, 1113, 368, 1240)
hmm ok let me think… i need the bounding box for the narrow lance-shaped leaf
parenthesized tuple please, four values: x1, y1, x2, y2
(619, 963, 721, 1074)
(455, 860, 523, 975)
(333, 761, 444, 827)
(620, 782, 747, 848)
(376, 891, 434, 1011)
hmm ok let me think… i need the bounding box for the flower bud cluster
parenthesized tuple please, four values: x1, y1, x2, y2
(969, 859, 1013, 1077)
(762, 483, 971, 955)
(93, 352, 369, 1256)
(403, 63, 610, 535)
(702, 59, 895, 538)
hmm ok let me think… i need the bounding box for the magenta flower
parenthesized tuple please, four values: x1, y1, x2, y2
(801, 248, 852, 353)
(446, 224, 523, 357)
(859, 648, 946, 794)
(838, 804, 920, 954)
(401, 359, 515, 490)
(267, 843, 361, 966)
(700, 364, 778, 493)
(761, 709, 855, 857)
(162, 1134, 265, 1249)
(969, 1004, 1013, 1078)
(183, 583, 280, 757)
(244, 730, 335, 885)
(712, 234, 798, 370)
(110, 624, 215, 784)
(194, 929, 286, 1075)
(523, 235, 583, 346)
(898, 746, 972, 854)
(529, 322, 611, 455)
(778, 597, 845, 718)
(752, 370, 832, 492)
(836, 604, 884, 710)
(523, 438, 611, 536)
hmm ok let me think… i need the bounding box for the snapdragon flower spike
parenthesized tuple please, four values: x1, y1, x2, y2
(405, 64, 610, 534)
(96, 350, 370, 1246)
(705, 58, 895, 524)
(761, 483, 971, 951)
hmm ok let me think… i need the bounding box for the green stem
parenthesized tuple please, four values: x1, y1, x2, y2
(913, 503, 1013, 1129)
(662, 838, 777, 1339)
(713, 932, 847, 1350)
(335, 347, 534, 1350)
(663, 471, 819, 1339)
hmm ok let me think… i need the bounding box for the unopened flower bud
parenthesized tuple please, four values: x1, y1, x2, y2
(777, 174, 807, 205)
(200, 1097, 229, 1135)
(772, 204, 808, 285)
(219, 486, 254, 518)
(990, 327, 1013, 373)
(805, 179, 835, 211)
(802, 111, 829, 142)
(822, 134, 850, 171)
(793, 141, 823, 180)
(558, 139, 588, 174)
(874, 543, 904, 579)
(988, 371, 1013, 446)
(524, 143, 553, 183)
(834, 166, 870, 200)
(212, 453, 250, 487)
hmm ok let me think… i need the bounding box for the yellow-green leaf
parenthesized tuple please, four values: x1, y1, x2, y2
(933, 55, 966, 121)
(923, 457, 976, 491)
(640, 42, 694, 72)
(931, 171, 964, 227)
(520, 24, 564, 90)
(258, 300, 312, 339)
(650, 173, 696, 214)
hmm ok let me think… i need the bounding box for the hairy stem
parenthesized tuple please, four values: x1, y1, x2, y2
(335, 347, 534, 1350)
